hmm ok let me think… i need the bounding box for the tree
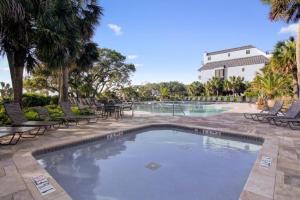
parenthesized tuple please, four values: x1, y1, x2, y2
(167, 81, 187, 97)
(250, 71, 292, 100)
(119, 87, 139, 101)
(37, 0, 103, 102)
(271, 37, 298, 98)
(205, 77, 224, 96)
(69, 48, 136, 98)
(224, 76, 246, 96)
(0, 1, 43, 103)
(0, 0, 102, 104)
(187, 81, 205, 96)
(0, 82, 13, 99)
(262, 0, 300, 98)
(24, 65, 60, 95)
(160, 87, 169, 100)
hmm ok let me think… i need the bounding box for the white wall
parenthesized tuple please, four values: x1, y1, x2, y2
(199, 64, 264, 83)
(199, 67, 223, 83)
(203, 47, 266, 64)
(226, 64, 264, 82)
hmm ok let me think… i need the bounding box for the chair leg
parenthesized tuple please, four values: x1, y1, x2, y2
(0, 133, 21, 145)
(21, 128, 40, 138)
(37, 127, 47, 135)
(288, 121, 300, 130)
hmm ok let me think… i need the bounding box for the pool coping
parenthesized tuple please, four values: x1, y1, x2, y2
(12, 123, 277, 200)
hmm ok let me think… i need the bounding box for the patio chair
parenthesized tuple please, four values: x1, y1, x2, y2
(121, 102, 134, 117)
(4, 103, 60, 134)
(266, 101, 300, 126)
(236, 96, 244, 103)
(0, 126, 39, 145)
(69, 97, 77, 106)
(59, 101, 99, 124)
(33, 107, 64, 126)
(251, 97, 258, 103)
(244, 100, 283, 121)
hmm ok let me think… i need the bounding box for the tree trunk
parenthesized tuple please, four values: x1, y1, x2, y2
(59, 66, 69, 102)
(296, 22, 300, 99)
(292, 68, 299, 99)
(6, 51, 26, 104)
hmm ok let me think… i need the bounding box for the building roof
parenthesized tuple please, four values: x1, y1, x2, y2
(206, 45, 255, 56)
(199, 55, 269, 71)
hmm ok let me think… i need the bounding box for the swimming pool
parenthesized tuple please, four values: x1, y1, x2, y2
(36, 127, 261, 200)
(134, 102, 228, 117)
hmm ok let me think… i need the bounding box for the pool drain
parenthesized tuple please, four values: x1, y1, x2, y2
(145, 162, 161, 171)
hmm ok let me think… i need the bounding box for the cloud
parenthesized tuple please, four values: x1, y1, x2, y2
(279, 24, 297, 35)
(108, 24, 123, 36)
(127, 55, 138, 60)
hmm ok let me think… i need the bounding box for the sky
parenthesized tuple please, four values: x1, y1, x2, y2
(0, 0, 297, 85)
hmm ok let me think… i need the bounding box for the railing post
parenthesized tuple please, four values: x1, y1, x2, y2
(173, 102, 175, 116)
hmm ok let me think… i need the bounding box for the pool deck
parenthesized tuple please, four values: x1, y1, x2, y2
(0, 103, 300, 200)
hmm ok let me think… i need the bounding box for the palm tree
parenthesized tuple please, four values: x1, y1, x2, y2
(262, 0, 300, 98)
(206, 77, 223, 96)
(37, 0, 103, 102)
(0, 0, 43, 103)
(271, 37, 298, 98)
(160, 87, 169, 100)
(250, 71, 292, 99)
(187, 81, 204, 96)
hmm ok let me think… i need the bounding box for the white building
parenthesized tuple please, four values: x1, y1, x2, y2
(198, 45, 270, 83)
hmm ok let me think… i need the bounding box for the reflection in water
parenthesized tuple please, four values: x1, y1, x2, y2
(37, 134, 136, 200)
(36, 129, 261, 200)
(203, 136, 261, 152)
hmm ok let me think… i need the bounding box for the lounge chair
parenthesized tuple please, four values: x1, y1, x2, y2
(69, 97, 78, 106)
(4, 103, 60, 134)
(244, 100, 283, 121)
(237, 96, 243, 103)
(282, 118, 300, 130)
(251, 97, 258, 103)
(59, 101, 99, 124)
(33, 107, 64, 125)
(266, 101, 300, 126)
(0, 127, 39, 145)
(245, 97, 251, 103)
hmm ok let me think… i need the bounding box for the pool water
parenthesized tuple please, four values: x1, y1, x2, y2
(134, 102, 228, 117)
(36, 128, 261, 200)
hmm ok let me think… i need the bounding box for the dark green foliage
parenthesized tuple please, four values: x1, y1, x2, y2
(0, 104, 10, 124)
(22, 93, 52, 107)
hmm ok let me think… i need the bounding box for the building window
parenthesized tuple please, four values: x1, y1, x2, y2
(242, 68, 245, 72)
(228, 53, 230, 57)
(208, 56, 211, 61)
(246, 50, 250, 54)
(215, 69, 224, 78)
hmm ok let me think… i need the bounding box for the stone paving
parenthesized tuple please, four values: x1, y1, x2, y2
(0, 103, 300, 200)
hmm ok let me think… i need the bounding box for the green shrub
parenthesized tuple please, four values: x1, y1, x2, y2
(0, 104, 10, 124)
(50, 95, 59, 105)
(23, 108, 40, 121)
(22, 93, 51, 107)
(45, 105, 64, 118)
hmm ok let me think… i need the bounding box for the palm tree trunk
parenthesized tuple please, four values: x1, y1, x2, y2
(296, 22, 300, 99)
(59, 66, 69, 102)
(6, 51, 25, 104)
(292, 68, 299, 99)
